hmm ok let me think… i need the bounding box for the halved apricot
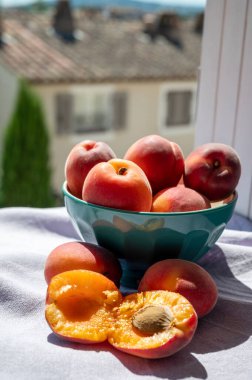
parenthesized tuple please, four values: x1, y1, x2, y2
(108, 290, 198, 359)
(45, 270, 122, 344)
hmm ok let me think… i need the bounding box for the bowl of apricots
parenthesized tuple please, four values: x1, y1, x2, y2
(63, 135, 240, 288)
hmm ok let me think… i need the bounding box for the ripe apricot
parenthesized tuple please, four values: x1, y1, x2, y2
(44, 241, 122, 287)
(151, 185, 211, 212)
(184, 142, 241, 202)
(82, 159, 152, 212)
(138, 259, 218, 318)
(65, 140, 116, 199)
(124, 134, 184, 194)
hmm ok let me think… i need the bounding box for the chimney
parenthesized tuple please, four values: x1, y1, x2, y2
(155, 13, 182, 49)
(144, 12, 183, 49)
(53, 0, 75, 42)
(194, 13, 204, 35)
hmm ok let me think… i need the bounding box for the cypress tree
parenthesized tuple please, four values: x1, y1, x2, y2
(0, 79, 54, 207)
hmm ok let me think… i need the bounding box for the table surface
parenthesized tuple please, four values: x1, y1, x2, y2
(0, 207, 252, 380)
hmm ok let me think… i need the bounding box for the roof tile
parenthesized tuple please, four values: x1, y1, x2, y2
(0, 10, 202, 83)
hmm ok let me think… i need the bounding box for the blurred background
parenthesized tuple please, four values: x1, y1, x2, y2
(0, 0, 206, 207)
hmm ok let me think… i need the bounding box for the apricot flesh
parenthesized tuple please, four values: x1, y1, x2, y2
(45, 270, 122, 344)
(108, 290, 198, 359)
(138, 259, 218, 318)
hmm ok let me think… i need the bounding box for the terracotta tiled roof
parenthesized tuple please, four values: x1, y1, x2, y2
(0, 10, 202, 84)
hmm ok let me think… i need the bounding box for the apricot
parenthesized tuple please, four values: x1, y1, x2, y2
(124, 134, 184, 194)
(184, 143, 241, 201)
(211, 192, 235, 208)
(44, 241, 122, 287)
(151, 185, 211, 212)
(45, 271, 198, 358)
(82, 158, 152, 212)
(65, 140, 116, 199)
(138, 259, 218, 318)
(45, 270, 122, 344)
(108, 290, 198, 359)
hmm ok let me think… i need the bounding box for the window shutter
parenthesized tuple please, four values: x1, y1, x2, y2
(55, 93, 73, 134)
(112, 91, 128, 130)
(166, 91, 192, 126)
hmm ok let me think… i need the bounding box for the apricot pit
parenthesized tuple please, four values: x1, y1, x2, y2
(132, 304, 174, 335)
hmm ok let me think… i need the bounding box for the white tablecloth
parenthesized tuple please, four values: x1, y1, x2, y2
(0, 207, 252, 380)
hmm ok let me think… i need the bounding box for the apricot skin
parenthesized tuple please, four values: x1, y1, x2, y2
(124, 135, 184, 195)
(65, 140, 116, 199)
(111, 329, 195, 359)
(138, 259, 218, 318)
(82, 159, 152, 212)
(151, 185, 211, 212)
(184, 143, 241, 201)
(44, 241, 122, 287)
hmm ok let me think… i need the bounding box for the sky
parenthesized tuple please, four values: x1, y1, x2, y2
(1, 0, 207, 8)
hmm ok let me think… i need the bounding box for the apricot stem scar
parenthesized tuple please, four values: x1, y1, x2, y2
(118, 167, 128, 175)
(213, 160, 220, 168)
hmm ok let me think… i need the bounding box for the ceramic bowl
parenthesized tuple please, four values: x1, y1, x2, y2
(63, 182, 237, 288)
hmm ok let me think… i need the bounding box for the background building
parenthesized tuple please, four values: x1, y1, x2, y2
(0, 3, 202, 194)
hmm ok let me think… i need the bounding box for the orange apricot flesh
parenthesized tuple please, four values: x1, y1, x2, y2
(108, 290, 198, 359)
(45, 270, 122, 344)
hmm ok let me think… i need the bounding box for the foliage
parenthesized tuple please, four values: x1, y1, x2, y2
(0, 79, 55, 207)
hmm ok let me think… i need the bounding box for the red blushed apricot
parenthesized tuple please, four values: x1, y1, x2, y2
(108, 291, 197, 359)
(45, 270, 122, 344)
(211, 192, 235, 208)
(44, 241, 122, 287)
(138, 260, 218, 318)
(82, 159, 152, 212)
(151, 185, 211, 212)
(184, 143, 241, 202)
(65, 140, 116, 199)
(124, 135, 184, 195)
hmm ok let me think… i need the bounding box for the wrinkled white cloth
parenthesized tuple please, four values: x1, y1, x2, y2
(0, 207, 252, 380)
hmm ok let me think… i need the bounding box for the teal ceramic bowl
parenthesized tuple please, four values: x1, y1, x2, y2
(63, 182, 237, 289)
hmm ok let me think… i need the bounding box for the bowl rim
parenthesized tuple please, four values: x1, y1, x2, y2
(62, 181, 238, 217)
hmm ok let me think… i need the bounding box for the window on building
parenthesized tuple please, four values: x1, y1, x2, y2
(73, 92, 111, 133)
(55, 90, 128, 134)
(165, 90, 193, 127)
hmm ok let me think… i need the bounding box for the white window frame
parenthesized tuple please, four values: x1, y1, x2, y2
(195, 0, 252, 218)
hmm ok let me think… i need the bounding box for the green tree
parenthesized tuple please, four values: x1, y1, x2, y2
(0, 79, 55, 207)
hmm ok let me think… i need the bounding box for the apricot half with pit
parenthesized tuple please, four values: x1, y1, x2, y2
(45, 270, 198, 358)
(109, 290, 198, 359)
